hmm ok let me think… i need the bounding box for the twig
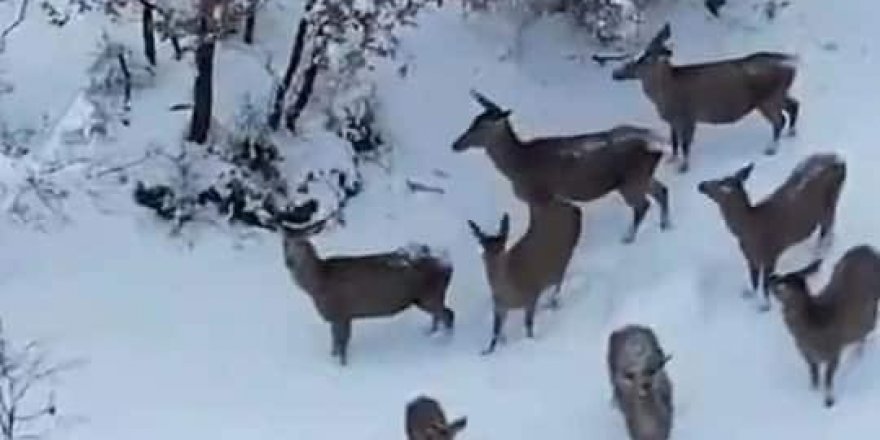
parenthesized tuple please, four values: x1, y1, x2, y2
(405, 179, 444, 195)
(0, 0, 29, 53)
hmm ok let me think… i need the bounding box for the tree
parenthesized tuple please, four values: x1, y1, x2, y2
(269, 0, 441, 133)
(0, 321, 81, 440)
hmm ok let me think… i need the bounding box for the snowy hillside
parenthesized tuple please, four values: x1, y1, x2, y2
(1, 0, 880, 439)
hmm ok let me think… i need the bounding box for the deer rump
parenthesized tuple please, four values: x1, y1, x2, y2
(309, 254, 451, 321)
(517, 132, 662, 201)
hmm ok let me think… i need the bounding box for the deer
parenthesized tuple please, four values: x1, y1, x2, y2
(405, 395, 468, 440)
(768, 245, 880, 408)
(607, 325, 674, 440)
(466, 199, 582, 355)
(611, 23, 800, 173)
(698, 153, 846, 312)
(453, 89, 670, 244)
(280, 220, 454, 366)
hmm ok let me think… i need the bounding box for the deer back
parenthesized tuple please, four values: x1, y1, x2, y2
(309, 246, 451, 319)
(659, 53, 796, 124)
(512, 126, 663, 203)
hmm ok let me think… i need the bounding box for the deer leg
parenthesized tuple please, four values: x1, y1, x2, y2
(482, 309, 507, 355)
(818, 202, 839, 254)
(331, 320, 352, 366)
(667, 126, 680, 163)
(808, 359, 820, 390)
(677, 122, 696, 173)
(823, 354, 840, 407)
(759, 262, 777, 312)
(784, 96, 800, 136)
(649, 179, 671, 229)
(743, 261, 759, 298)
(758, 102, 785, 155)
(524, 299, 539, 339)
(544, 283, 562, 310)
(622, 197, 649, 244)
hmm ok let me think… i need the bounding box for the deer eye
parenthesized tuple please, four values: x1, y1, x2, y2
(624, 372, 636, 381)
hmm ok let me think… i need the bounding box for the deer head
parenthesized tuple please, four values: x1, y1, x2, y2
(466, 214, 510, 254)
(452, 90, 513, 152)
(697, 163, 755, 205)
(767, 259, 823, 304)
(620, 353, 672, 398)
(612, 23, 673, 81)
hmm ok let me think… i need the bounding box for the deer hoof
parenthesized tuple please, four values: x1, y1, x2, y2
(764, 146, 779, 156)
(677, 162, 689, 174)
(660, 219, 672, 230)
(758, 303, 771, 313)
(824, 396, 835, 408)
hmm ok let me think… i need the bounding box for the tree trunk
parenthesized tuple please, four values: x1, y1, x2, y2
(284, 60, 319, 133)
(188, 19, 215, 144)
(267, 0, 317, 130)
(141, 3, 157, 66)
(243, 3, 257, 44)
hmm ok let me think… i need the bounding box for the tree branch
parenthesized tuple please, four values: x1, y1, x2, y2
(0, 0, 30, 53)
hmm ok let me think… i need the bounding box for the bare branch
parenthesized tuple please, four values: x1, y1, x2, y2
(0, 0, 30, 53)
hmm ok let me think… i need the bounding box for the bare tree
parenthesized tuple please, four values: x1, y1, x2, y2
(0, 321, 80, 440)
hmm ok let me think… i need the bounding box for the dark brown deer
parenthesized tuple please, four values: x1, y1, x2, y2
(612, 23, 799, 173)
(698, 154, 846, 311)
(453, 90, 670, 244)
(768, 245, 880, 408)
(280, 222, 454, 366)
(466, 200, 582, 354)
(405, 395, 467, 440)
(607, 325, 673, 440)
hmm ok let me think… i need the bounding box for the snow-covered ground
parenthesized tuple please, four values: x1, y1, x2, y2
(1, 0, 880, 439)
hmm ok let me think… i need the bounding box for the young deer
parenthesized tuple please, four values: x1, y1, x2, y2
(405, 395, 467, 440)
(768, 245, 880, 407)
(612, 23, 799, 173)
(698, 154, 846, 311)
(280, 222, 454, 366)
(453, 90, 670, 244)
(466, 200, 582, 354)
(607, 325, 673, 440)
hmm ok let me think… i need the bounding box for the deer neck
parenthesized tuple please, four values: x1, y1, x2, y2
(483, 120, 527, 179)
(641, 63, 675, 114)
(716, 197, 757, 242)
(283, 237, 323, 295)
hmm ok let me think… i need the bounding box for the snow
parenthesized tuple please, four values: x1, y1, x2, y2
(1, 0, 880, 439)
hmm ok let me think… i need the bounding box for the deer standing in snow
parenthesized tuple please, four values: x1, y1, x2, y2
(453, 90, 670, 244)
(612, 23, 799, 173)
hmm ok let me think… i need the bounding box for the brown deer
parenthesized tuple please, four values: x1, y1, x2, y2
(453, 90, 670, 244)
(607, 325, 674, 440)
(466, 200, 582, 354)
(698, 153, 846, 311)
(280, 221, 454, 366)
(768, 245, 880, 407)
(405, 395, 467, 440)
(612, 23, 799, 173)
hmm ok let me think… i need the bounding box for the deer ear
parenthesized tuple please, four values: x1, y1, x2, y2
(499, 213, 511, 238)
(735, 163, 755, 182)
(466, 220, 484, 240)
(448, 417, 467, 434)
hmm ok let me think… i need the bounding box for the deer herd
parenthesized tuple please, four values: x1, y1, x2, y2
(280, 21, 877, 440)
